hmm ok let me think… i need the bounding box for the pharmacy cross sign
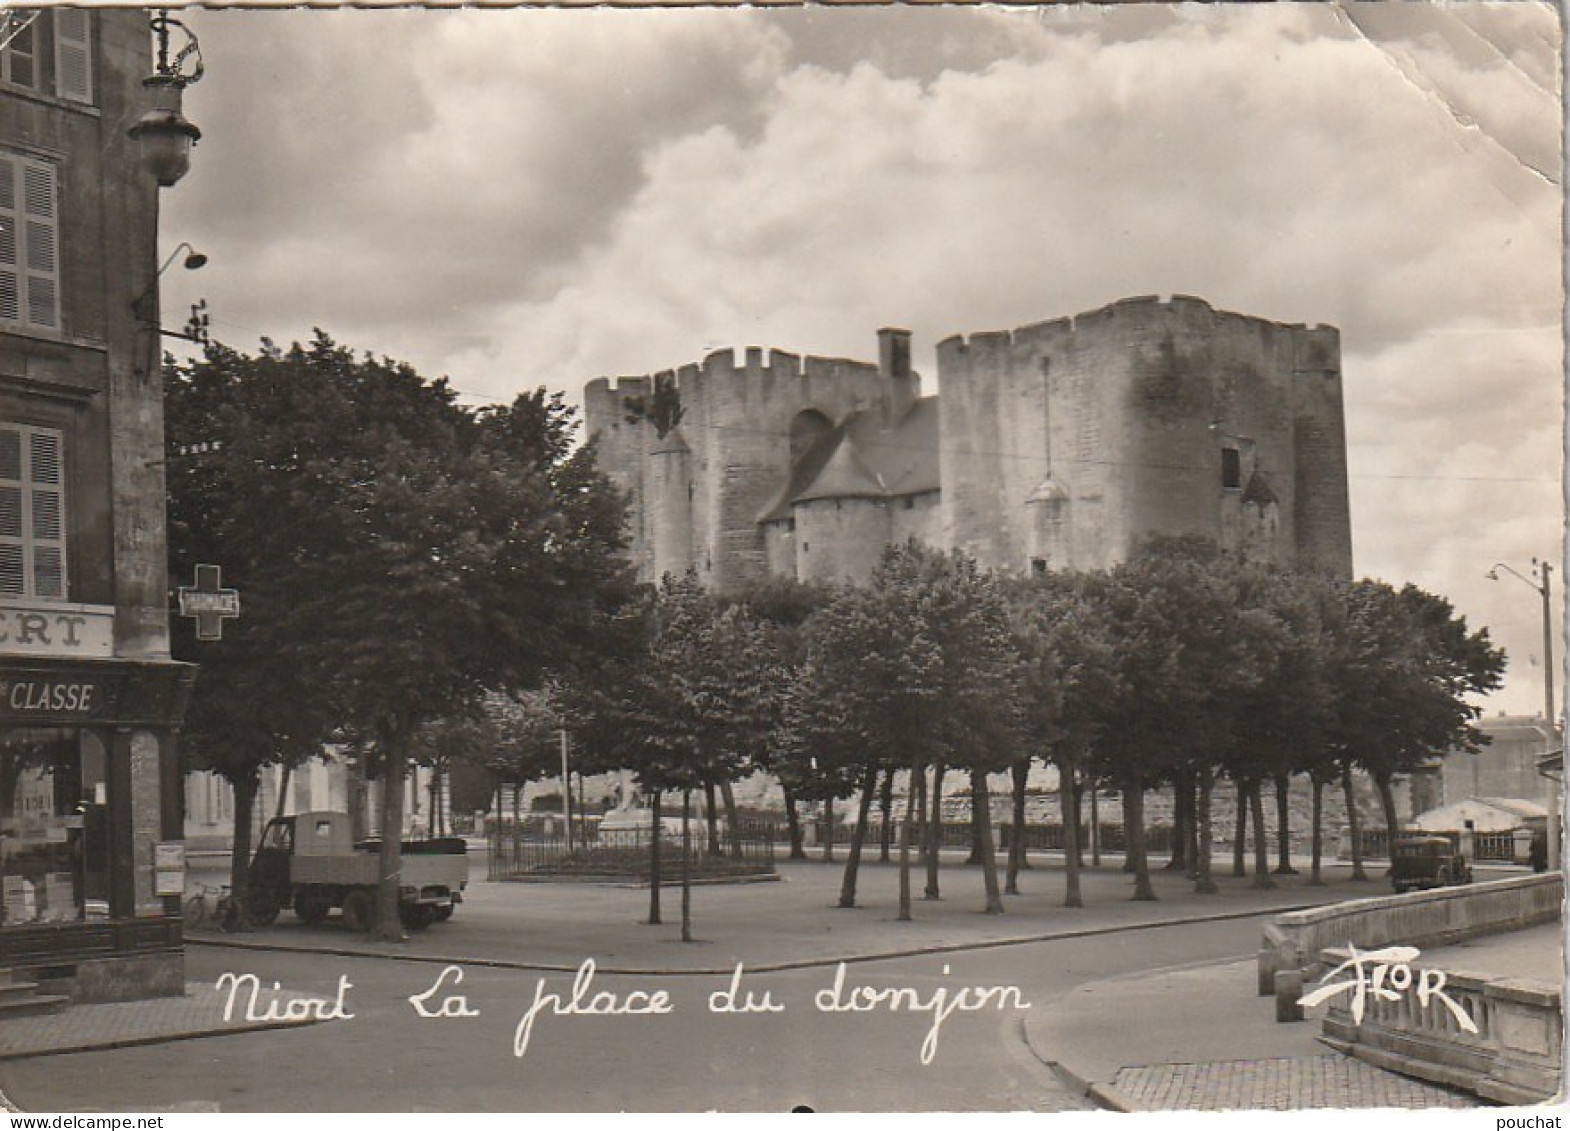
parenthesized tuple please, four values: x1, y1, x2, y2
(178, 563, 240, 641)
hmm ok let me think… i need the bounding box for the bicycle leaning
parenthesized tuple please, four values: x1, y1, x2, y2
(182, 882, 234, 931)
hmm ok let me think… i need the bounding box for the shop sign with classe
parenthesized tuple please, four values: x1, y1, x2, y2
(0, 673, 116, 721)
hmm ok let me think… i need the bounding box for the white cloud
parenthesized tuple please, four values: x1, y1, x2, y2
(158, 3, 1563, 715)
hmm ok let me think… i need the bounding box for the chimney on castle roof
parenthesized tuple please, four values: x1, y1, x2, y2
(878, 327, 914, 428)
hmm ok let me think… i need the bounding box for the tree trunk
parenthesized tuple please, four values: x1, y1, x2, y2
(1165, 769, 1189, 871)
(966, 776, 994, 866)
(1124, 779, 1156, 900)
(925, 761, 946, 900)
(647, 790, 663, 925)
(898, 755, 920, 922)
(349, 758, 370, 843)
(838, 768, 878, 909)
(1343, 762, 1368, 881)
(1006, 759, 1029, 894)
(972, 768, 1005, 913)
(703, 780, 721, 856)
(721, 778, 743, 859)
(1249, 779, 1276, 889)
(1376, 772, 1401, 846)
(878, 769, 894, 863)
(274, 763, 293, 820)
(783, 786, 806, 860)
(914, 764, 928, 865)
(680, 788, 693, 942)
(227, 771, 261, 931)
(1194, 766, 1217, 894)
(1309, 776, 1325, 886)
(1060, 752, 1083, 908)
(372, 733, 408, 943)
(822, 797, 835, 863)
(1232, 777, 1248, 876)
(1273, 772, 1297, 874)
(1089, 783, 1100, 866)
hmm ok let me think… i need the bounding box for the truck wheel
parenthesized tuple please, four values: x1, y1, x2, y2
(400, 905, 436, 930)
(247, 887, 281, 927)
(341, 890, 373, 933)
(294, 891, 332, 927)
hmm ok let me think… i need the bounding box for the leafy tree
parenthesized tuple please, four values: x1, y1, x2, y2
(1330, 580, 1505, 854)
(166, 334, 631, 939)
(1007, 572, 1121, 907)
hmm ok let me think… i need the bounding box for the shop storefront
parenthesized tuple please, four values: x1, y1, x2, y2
(0, 656, 194, 1000)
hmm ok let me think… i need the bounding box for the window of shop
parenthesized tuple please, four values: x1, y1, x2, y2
(0, 727, 106, 927)
(0, 423, 67, 598)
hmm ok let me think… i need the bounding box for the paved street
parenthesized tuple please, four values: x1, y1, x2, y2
(0, 856, 1548, 1112)
(2, 914, 1277, 1112)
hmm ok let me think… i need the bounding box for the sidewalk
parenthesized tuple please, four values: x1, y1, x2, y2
(0, 855, 1558, 1113)
(1025, 922, 1564, 1111)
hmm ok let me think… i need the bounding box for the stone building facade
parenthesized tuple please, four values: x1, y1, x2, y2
(0, 10, 196, 1001)
(585, 295, 1352, 587)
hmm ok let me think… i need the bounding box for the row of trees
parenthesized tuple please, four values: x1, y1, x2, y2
(166, 334, 1505, 941)
(557, 539, 1503, 935)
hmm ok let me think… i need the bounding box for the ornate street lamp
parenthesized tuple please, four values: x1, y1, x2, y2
(128, 13, 204, 188)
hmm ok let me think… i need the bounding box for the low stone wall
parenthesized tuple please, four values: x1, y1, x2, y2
(1258, 872, 1562, 1018)
(1317, 949, 1562, 1105)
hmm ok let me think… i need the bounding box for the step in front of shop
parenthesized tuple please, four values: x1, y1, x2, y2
(0, 969, 68, 1018)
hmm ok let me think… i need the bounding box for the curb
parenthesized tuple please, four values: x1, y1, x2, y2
(186, 898, 1330, 978)
(0, 1014, 328, 1063)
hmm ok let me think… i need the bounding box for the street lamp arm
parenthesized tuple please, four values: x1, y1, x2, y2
(1487, 561, 1544, 594)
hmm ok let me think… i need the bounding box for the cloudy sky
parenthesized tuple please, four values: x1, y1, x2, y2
(157, 2, 1563, 718)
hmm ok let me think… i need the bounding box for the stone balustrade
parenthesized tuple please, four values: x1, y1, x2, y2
(1316, 949, 1562, 1105)
(1258, 872, 1562, 1020)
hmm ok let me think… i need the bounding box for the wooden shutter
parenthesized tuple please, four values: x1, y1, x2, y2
(0, 424, 67, 599)
(0, 427, 22, 595)
(52, 9, 92, 105)
(0, 155, 59, 333)
(21, 161, 57, 330)
(0, 155, 19, 326)
(28, 428, 64, 597)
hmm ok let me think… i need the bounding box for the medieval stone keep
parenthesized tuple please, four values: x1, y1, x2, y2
(584, 295, 1352, 588)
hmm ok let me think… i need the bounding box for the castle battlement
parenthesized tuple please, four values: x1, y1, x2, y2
(589, 349, 882, 402)
(935, 295, 1342, 362)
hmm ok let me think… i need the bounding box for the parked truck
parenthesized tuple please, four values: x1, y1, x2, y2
(248, 811, 468, 931)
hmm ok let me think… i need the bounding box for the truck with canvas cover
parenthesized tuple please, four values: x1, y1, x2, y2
(248, 811, 467, 930)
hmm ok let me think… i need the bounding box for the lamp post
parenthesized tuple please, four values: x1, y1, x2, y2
(1486, 559, 1556, 726)
(1488, 558, 1561, 869)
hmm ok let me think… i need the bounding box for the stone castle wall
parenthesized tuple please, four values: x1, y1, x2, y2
(585, 347, 906, 590)
(936, 295, 1350, 576)
(585, 295, 1351, 589)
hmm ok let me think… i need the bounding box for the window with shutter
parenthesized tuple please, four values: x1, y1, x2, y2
(0, 424, 66, 599)
(0, 12, 39, 92)
(0, 154, 59, 333)
(51, 9, 91, 105)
